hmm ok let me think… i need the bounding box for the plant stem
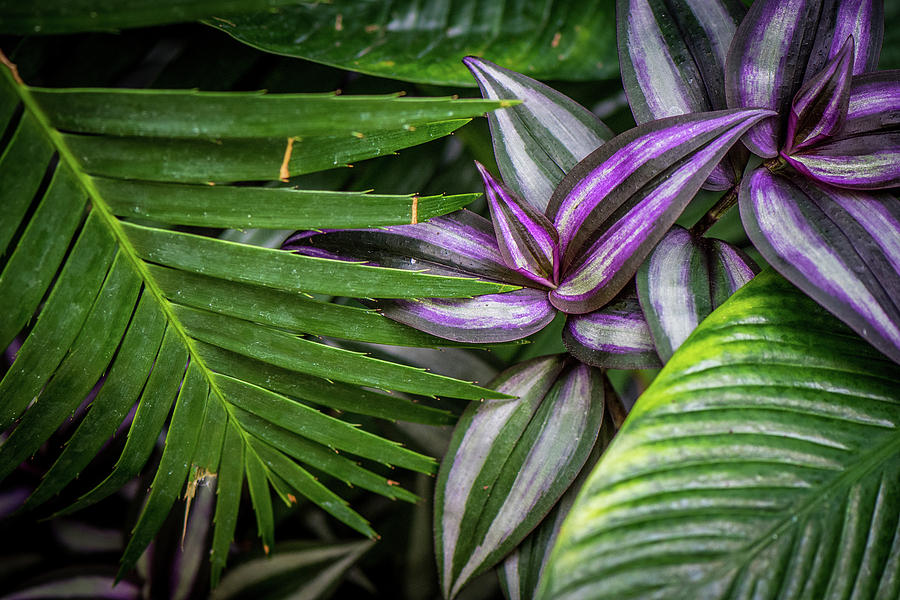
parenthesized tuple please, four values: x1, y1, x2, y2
(690, 184, 739, 237)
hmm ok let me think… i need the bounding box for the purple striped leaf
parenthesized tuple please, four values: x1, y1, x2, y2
(785, 69, 900, 189)
(284, 210, 533, 287)
(498, 410, 616, 600)
(740, 167, 900, 364)
(476, 162, 559, 288)
(617, 0, 746, 189)
(435, 356, 605, 599)
(636, 226, 711, 362)
(463, 56, 613, 213)
(785, 132, 900, 189)
(636, 225, 758, 362)
(376, 288, 556, 344)
(548, 109, 773, 314)
(563, 294, 661, 369)
(785, 35, 855, 153)
(708, 239, 759, 306)
(841, 71, 900, 137)
(825, 0, 884, 75)
(725, 0, 884, 157)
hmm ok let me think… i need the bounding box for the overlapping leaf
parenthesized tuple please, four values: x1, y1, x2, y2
(540, 270, 900, 599)
(435, 356, 605, 599)
(546, 108, 773, 314)
(636, 225, 757, 362)
(616, 0, 746, 189)
(464, 57, 612, 212)
(0, 63, 514, 584)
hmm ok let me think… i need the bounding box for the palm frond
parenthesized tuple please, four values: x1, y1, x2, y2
(0, 61, 514, 584)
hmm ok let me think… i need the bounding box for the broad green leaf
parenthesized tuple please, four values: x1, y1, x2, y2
(209, 1, 618, 86)
(540, 270, 900, 599)
(0, 0, 301, 33)
(211, 540, 374, 600)
(245, 447, 276, 553)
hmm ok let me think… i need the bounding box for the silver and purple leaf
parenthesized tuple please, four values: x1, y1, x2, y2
(476, 162, 559, 288)
(435, 356, 606, 598)
(726, 0, 884, 157)
(741, 167, 900, 364)
(636, 226, 711, 362)
(841, 71, 900, 137)
(708, 238, 759, 307)
(285, 210, 534, 287)
(563, 295, 661, 369)
(464, 56, 613, 213)
(548, 109, 773, 314)
(819, 0, 884, 75)
(376, 289, 556, 344)
(617, 0, 746, 189)
(498, 410, 616, 600)
(785, 35, 855, 153)
(786, 69, 900, 189)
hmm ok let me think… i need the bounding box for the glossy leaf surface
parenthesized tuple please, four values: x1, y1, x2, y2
(616, 0, 745, 188)
(209, 1, 619, 86)
(562, 295, 661, 369)
(540, 270, 900, 599)
(465, 56, 612, 212)
(435, 356, 605, 599)
(636, 225, 757, 362)
(548, 109, 772, 313)
(741, 168, 900, 365)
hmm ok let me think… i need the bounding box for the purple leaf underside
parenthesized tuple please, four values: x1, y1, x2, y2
(741, 167, 900, 364)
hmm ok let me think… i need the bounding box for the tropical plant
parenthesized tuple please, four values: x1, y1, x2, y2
(1, 0, 899, 599)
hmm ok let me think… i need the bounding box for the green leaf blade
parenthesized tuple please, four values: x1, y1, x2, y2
(119, 361, 209, 578)
(209, 1, 618, 86)
(123, 222, 517, 299)
(32, 89, 510, 137)
(539, 271, 900, 600)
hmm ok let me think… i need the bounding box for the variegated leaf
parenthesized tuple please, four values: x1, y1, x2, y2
(740, 166, 900, 364)
(377, 289, 556, 344)
(725, 0, 883, 157)
(785, 35, 855, 153)
(547, 109, 773, 314)
(497, 409, 616, 600)
(476, 162, 559, 288)
(435, 356, 605, 599)
(562, 294, 661, 369)
(616, 0, 746, 189)
(636, 225, 758, 362)
(464, 56, 613, 213)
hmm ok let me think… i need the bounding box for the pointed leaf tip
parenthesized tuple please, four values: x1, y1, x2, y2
(549, 108, 773, 314)
(475, 161, 559, 288)
(464, 56, 612, 212)
(786, 35, 855, 153)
